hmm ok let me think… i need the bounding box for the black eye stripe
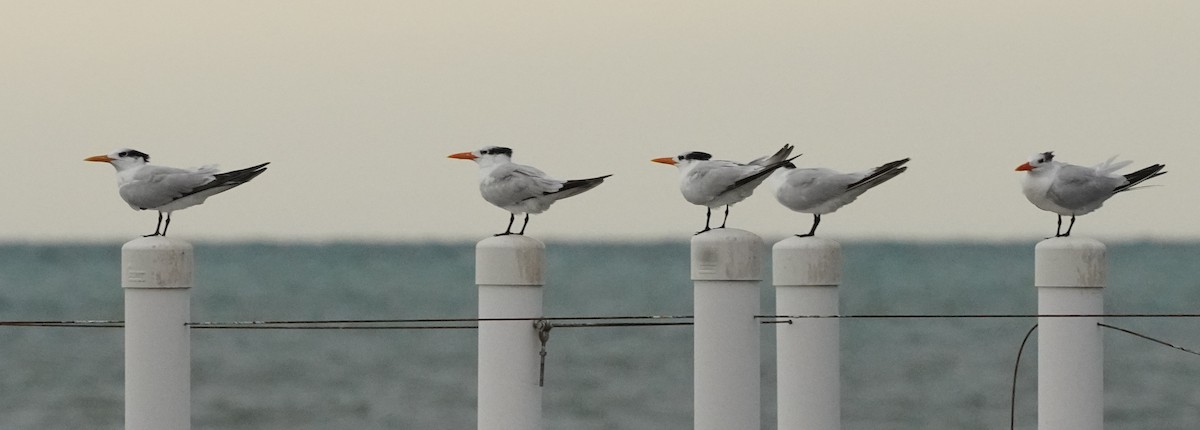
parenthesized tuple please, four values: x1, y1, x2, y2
(480, 147, 513, 156)
(115, 149, 150, 162)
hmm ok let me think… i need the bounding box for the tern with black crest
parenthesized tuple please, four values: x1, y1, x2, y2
(85, 149, 269, 237)
(449, 146, 611, 236)
(769, 156, 910, 237)
(652, 144, 798, 234)
(1016, 151, 1165, 237)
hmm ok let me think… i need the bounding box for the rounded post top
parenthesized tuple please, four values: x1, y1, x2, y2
(476, 235, 545, 286)
(691, 228, 764, 281)
(772, 236, 842, 286)
(122, 235, 193, 252)
(1035, 236, 1105, 252)
(476, 234, 545, 251)
(772, 235, 840, 252)
(1035, 236, 1106, 288)
(122, 236, 193, 289)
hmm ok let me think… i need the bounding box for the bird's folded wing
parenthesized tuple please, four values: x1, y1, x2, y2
(1047, 165, 1119, 208)
(119, 167, 217, 209)
(483, 164, 562, 205)
(510, 164, 563, 193)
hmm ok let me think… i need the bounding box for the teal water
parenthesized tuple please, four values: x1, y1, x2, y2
(1, 242, 1198, 429)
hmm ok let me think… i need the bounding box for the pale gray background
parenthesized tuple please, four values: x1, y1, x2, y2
(3, 1, 1196, 242)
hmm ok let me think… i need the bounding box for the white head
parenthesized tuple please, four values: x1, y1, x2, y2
(448, 146, 514, 167)
(651, 151, 712, 169)
(84, 148, 151, 171)
(1015, 151, 1055, 172)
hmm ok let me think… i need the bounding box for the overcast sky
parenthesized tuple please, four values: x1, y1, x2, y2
(3, 1, 1197, 242)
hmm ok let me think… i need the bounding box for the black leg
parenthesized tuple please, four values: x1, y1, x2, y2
(797, 214, 820, 237)
(718, 205, 730, 228)
(1064, 215, 1076, 237)
(517, 214, 529, 235)
(162, 213, 172, 237)
(1054, 215, 1063, 237)
(144, 212, 164, 237)
(495, 213, 515, 236)
(695, 208, 713, 235)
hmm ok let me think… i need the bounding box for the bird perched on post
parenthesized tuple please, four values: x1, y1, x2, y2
(652, 144, 798, 234)
(85, 148, 269, 237)
(1016, 151, 1165, 237)
(768, 156, 910, 237)
(449, 146, 611, 236)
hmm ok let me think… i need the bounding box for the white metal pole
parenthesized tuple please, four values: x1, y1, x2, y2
(476, 235, 545, 430)
(122, 236, 193, 430)
(1036, 237, 1105, 430)
(773, 236, 841, 430)
(691, 228, 763, 430)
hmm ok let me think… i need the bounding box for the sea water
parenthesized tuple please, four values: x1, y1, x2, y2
(0, 241, 1197, 429)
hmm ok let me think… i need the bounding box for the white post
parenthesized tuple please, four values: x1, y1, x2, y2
(476, 235, 544, 430)
(1036, 237, 1105, 430)
(122, 236, 192, 430)
(691, 228, 762, 430)
(773, 236, 841, 430)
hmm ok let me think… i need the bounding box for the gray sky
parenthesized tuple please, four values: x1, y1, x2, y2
(3, 1, 1197, 242)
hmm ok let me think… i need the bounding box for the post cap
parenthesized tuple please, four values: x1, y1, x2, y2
(121, 236, 194, 289)
(476, 235, 545, 286)
(691, 228, 764, 281)
(772, 236, 842, 286)
(1035, 236, 1106, 288)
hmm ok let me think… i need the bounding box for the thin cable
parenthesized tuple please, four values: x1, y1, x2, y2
(190, 324, 479, 330)
(190, 321, 695, 330)
(760, 313, 1200, 320)
(0, 320, 123, 328)
(185, 315, 694, 326)
(1010, 324, 1037, 430)
(1099, 323, 1200, 357)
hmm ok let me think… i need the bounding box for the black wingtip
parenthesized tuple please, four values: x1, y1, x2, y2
(846, 157, 910, 190)
(1115, 164, 1166, 192)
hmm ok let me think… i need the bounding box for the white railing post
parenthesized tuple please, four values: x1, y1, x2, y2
(476, 235, 544, 430)
(122, 236, 193, 430)
(691, 228, 762, 430)
(773, 236, 841, 430)
(1036, 237, 1105, 430)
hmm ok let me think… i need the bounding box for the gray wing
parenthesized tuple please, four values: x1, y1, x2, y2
(684, 161, 757, 197)
(481, 163, 563, 206)
(785, 168, 856, 200)
(1047, 164, 1122, 209)
(118, 165, 216, 210)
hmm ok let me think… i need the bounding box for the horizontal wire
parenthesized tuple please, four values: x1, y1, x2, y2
(185, 315, 695, 326)
(5, 314, 1200, 330)
(0, 320, 124, 328)
(191, 324, 479, 330)
(760, 313, 1200, 319)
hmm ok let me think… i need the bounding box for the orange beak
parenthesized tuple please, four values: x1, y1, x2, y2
(448, 152, 477, 160)
(84, 155, 113, 163)
(1015, 162, 1033, 171)
(651, 157, 676, 165)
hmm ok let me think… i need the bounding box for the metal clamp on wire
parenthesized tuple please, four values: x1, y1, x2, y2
(533, 319, 552, 387)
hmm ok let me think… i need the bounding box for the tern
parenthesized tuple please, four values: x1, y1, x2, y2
(85, 149, 269, 237)
(652, 144, 798, 234)
(1016, 151, 1165, 237)
(449, 146, 611, 236)
(769, 157, 910, 237)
